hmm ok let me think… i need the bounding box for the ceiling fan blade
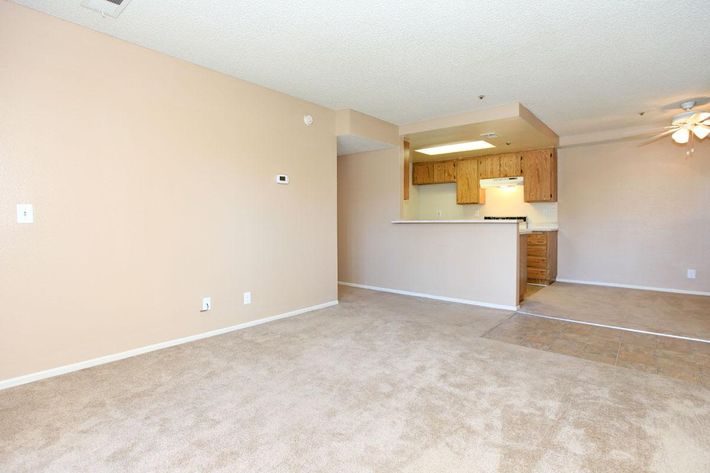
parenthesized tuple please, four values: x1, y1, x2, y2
(692, 124, 710, 140)
(638, 128, 677, 145)
(688, 112, 706, 124)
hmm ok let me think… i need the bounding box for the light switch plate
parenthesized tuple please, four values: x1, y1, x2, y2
(17, 204, 34, 223)
(201, 297, 212, 312)
(243, 292, 252, 305)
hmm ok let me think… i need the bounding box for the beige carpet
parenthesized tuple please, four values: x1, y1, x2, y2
(522, 282, 710, 340)
(1, 286, 708, 472)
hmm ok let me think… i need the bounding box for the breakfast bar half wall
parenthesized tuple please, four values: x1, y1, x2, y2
(338, 147, 526, 309)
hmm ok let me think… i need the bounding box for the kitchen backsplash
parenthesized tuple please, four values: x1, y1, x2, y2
(409, 183, 558, 226)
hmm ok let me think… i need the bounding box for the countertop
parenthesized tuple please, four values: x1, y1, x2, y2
(392, 220, 521, 224)
(391, 220, 558, 234)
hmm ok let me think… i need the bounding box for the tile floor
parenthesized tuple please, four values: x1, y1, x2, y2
(483, 312, 710, 387)
(521, 282, 710, 340)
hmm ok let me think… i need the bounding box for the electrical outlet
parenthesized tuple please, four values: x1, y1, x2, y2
(243, 292, 252, 305)
(17, 204, 34, 223)
(687, 269, 696, 279)
(201, 297, 212, 312)
(436, 209, 443, 217)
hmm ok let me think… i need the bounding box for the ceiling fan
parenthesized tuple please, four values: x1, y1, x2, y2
(651, 100, 710, 144)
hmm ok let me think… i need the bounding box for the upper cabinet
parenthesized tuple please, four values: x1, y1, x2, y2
(478, 153, 522, 179)
(411, 148, 557, 204)
(412, 162, 434, 185)
(413, 161, 456, 184)
(478, 155, 500, 179)
(433, 160, 456, 183)
(499, 153, 522, 177)
(521, 149, 557, 202)
(456, 159, 485, 204)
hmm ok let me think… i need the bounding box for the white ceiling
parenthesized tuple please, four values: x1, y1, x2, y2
(15, 0, 710, 136)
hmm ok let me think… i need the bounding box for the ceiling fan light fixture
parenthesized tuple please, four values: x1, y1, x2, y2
(672, 127, 690, 144)
(692, 124, 710, 140)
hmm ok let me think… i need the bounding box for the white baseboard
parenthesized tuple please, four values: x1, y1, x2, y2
(338, 281, 518, 311)
(0, 300, 339, 391)
(555, 278, 710, 297)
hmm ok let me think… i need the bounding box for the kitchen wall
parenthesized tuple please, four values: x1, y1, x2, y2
(558, 137, 709, 293)
(0, 3, 337, 382)
(409, 180, 558, 226)
(339, 148, 521, 308)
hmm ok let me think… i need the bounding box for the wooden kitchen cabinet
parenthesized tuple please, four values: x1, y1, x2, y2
(412, 162, 435, 185)
(527, 231, 558, 285)
(433, 160, 456, 183)
(521, 149, 557, 202)
(478, 155, 500, 179)
(499, 153, 522, 177)
(456, 159, 485, 204)
(413, 160, 456, 184)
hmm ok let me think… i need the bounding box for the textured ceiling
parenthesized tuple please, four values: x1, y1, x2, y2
(14, 0, 710, 136)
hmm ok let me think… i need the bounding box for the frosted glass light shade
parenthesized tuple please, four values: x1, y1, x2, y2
(672, 127, 690, 144)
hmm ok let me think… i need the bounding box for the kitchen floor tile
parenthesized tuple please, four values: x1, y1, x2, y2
(482, 313, 706, 386)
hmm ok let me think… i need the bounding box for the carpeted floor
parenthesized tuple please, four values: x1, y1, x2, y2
(1, 286, 709, 472)
(521, 282, 710, 340)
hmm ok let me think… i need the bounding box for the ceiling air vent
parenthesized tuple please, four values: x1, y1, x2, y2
(81, 0, 132, 18)
(480, 132, 498, 139)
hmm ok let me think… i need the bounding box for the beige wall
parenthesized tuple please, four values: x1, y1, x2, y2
(335, 109, 400, 146)
(0, 3, 337, 381)
(409, 183, 558, 225)
(338, 148, 520, 308)
(558, 138, 710, 293)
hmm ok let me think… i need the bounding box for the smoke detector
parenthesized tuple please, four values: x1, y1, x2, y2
(81, 0, 132, 18)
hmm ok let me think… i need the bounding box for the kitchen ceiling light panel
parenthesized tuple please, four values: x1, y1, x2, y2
(415, 140, 495, 155)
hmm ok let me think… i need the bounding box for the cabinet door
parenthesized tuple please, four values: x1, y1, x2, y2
(499, 153, 522, 177)
(412, 162, 434, 185)
(456, 159, 484, 204)
(478, 155, 500, 179)
(433, 160, 456, 183)
(522, 149, 557, 202)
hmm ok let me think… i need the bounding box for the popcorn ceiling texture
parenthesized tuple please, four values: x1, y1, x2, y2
(13, 0, 710, 135)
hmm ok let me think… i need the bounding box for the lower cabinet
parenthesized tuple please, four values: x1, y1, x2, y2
(527, 231, 557, 285)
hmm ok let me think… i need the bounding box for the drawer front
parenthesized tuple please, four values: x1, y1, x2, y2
(527, 246, 547, 257)
(527, 268, 549, 280)
(528, 256, 548, 269)
(527, 233, 547, 246)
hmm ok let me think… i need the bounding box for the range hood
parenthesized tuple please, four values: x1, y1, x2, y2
(480, 176, 524, 188)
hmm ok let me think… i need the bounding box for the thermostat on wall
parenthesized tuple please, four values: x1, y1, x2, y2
(275, 174, 289, 184)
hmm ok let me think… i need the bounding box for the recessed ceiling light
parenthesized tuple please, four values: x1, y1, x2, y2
(415, 140, 495, 155)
